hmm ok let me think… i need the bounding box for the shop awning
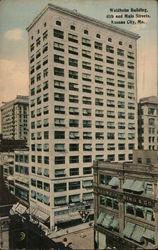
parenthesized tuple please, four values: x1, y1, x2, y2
(143, 229, 155, 241)
(111, 217, 119, 230)
(131, 181, 144, 193)
(123, 222, 135, 239)
(34, 210, 50, 222)
(122, 179, 134, 190)
(109, 177, 119, 187)
(97, 212, 105, 225)
(102, 214, 113, 228)
(131, 225, 144, 243)
(82, 180, 93, 188)
(15, 203, 27, 215)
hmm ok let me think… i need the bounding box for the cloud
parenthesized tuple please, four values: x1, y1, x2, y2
(0, 58, 29, 106)
(4, 28, 24, 41)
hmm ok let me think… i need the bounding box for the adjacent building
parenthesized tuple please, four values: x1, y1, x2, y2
(27, 4, 139, 229)
(0, 95, 29, 141)
(93, 150, 158, 250)
(138, 96, 158, 150)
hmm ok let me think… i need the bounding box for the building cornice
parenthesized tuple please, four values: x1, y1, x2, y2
(26, 3, 140, 40)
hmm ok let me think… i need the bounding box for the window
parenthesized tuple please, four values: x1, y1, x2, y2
(107, 89, 115, 96)
(55, 144, 65, 152)
(117, 48, 124, 56)
(55, 156, 65, 165)
(106, 67, 114, 75)
(69, 70, 78, 79)
(69, 58, 78, 67)
(106, 45, 114, 53)
(54, 118, 65, 127)
(118, 112, 125, 119)
(96, 33, 101, 38)
(96, 132, 104, 140)
(69, 181, 80, 190)
(69, 95, 78, 103)
(107, 133, 115, 139)
(55, 169, 65, 178)
(107, 100, 115, 107)
(128, 61, 134, 69)
(84, 29, 88, 34)
(54, 80, 65, 89)
(70, 25, 75, 30)
(69, 131, 79, 139)
(107, 144, 115, 150)
(95, 109, 104, 117)
(128, 72, 134, 79)
(107, 121, 115, 129)
(82, 85, 91, 93)
(95, 53, 103, 61)
(43, 44, 48, 53)
(82, 49, 91, 58)
(95, 87, 103, 95)
(107, 78, 114, 86)
(43, 30, 48, 40)
(54, 183, 66, 192)
(94, 42, 102, 50)
(69, 107, 79, 115)
(56, 20, 61, 26)
(69, 82, 78, 91)
(69, 118, 79, 127)
(118, 80, 125, 88)
(128, 102, 135, 110)
(128, 113, 134, 120)
(107, 155, 115, 161)
(54, 54, 64, 64)
(118, 69, 125, 77)
(95, 121, 104, 128)
(127, 51, 134, 59)
(70, 156, 79, 163)
(82, 73, 91, 81)
(54, 131, 65, 139)
(69, 144, 79, 151)
(68, 33, 78, 43)
(68, 45, 78, 55)
(54, 93, 64, 102)
(83, 120, 91, 128)
(128, 82, 134, 89)
(118, 133, 125, 140)
(107, 111, 115, 118)
(96, 144, 104, 151)
(95, 98, 103, 106)
(83, 144, 92, 151)
(54, 196, 67, 206)
(107, 56, 114, 64)
(43, 106, 49, 115)
(44, 131, 49, 139)
(83, 167, 92, 175)
(54, 67, 64, 76)
(70, 168, 79, 176)
(149, 118, 155, 126)
(54, 105, 65, 114)
(118, 143, 125, 150)
(54, 29, 64, 39)
(95, 75, 103, 84)
(54, 42, 64, 52)
(82, 61, 91, 70)
(83, 96, 91, 105)
(82, 38, 91, 47)
(118, 154, 125, 161)
(83, 108, 91, 116)
(83, 132, 92, 139)
(118, 101, 125, 109)
(95, 64, 103, 72)
(118, 122, 125, 130)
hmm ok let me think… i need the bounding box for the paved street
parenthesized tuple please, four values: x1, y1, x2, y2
(54, 227, 94, 250)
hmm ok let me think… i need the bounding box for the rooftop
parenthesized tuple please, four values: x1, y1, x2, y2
(139, 96, 158, 105)
(27, 3, 140, 40)
(0, 95, 29, 111)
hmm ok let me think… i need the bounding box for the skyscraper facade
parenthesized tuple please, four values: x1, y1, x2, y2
(0, 95, 29, 141)
(27, 4, 139, 229)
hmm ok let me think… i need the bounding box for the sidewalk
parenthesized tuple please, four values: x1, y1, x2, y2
(47, 221, 94, 239)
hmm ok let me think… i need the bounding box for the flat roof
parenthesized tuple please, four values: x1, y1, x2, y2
(0, 95, 29, 111)
(27, 4, 140, 40)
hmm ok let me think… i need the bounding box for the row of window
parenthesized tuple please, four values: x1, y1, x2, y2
(31, 120, 135, 130)
(31, 131, 135, 141)
(31, 166, 92, 177)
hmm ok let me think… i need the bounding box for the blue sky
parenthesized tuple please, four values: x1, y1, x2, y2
(0, 0, 157, 106)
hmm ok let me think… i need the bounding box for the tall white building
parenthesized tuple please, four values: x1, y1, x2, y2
(0, 95, 29, 141)
(27, 4, 139, 229)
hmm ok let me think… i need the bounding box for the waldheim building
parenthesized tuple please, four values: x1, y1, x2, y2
(93, 150, 158, 250)
(27, 4, 139, 230)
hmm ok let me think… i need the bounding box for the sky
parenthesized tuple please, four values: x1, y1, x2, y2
(0, 0, 157, 107)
